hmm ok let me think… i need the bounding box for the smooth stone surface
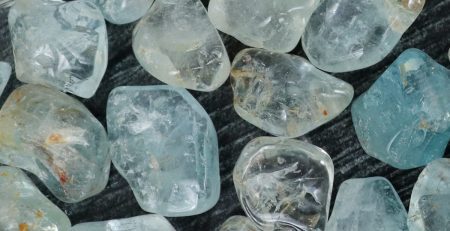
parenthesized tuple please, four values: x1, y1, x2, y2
(326, 177, 408, 231)
(0, 166, 71, 231)
(233, 137, 334, 230)
(352, 48, 450, 169)
(133, 0, 230, 92)
(218, 216, 258, 231)
(71, 214, 176, 231)
(0, 84, 110, 203)
(107, 85, 220, 217)
(9, 0, 108, 98)
(231, 48, 354, 137)
(92, 0, 153, 24)
(208, 0, 321, 53)
(302, 0, 425, 72)
(0, 61, 11, 96)
(408, 158, 450, 231)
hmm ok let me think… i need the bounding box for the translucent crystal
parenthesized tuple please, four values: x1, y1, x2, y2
(326, 177, 408, 231)
(92, 0, 153, 24)
(0, 84, 110, 203)
(219, 216, 259, 231)
(208, 0, 321, 53)
(408, 158, 450, 231)
(352, 49, 450, 169)
(233, 137, 334, 230)
(71, 214, 175, 231)
(9, 0, 108, 98)
(0, 62, 11, 96)
(133, 0, 230, 92)
(0, 166, 71, 230)
(107, 85, 220, 216)
(231, 48, 354, 137)
(302, 0, 425, 72)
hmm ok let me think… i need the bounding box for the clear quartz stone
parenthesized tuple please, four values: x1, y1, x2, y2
(219, 216, 259, 231)
(92, 0, 154, 24)
(71, 214, 176, 231)
(0, 62, 11, 96)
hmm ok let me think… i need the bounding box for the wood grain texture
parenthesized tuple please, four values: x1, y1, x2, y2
(0, 0, 449, 230)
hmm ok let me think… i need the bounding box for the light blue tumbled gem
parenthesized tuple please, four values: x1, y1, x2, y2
(0, 62, 11, 96)
(352, 48, 450, 169)
(92, 0, 154, 25)
(71, 214, 175, 231)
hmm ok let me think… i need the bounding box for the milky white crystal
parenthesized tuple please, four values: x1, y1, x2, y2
(71, 214, 175, 231)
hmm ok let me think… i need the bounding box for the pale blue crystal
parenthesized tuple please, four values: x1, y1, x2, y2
(352, 48, 450, 169)
(219, 216, 259, 231)
(418, 195, 450, 231)
(92, 0, 154, 25)
(71, 214, 175, 231)
(107, 85, 220, 217)
(0, 62, 11, 96)
(0, 166, 71, 230)
(326, 177, 408, 231)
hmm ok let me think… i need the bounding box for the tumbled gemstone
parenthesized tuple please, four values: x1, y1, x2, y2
(326, 177, 408, 231)
(0, 166, 71, 230)
(133, 0, 230, 92)
(233, 137, 334, 230)
(71, 214, 176, 231)
(231, 48, 354, 137)
(352, 48, 450, 169)
(302, 0, 425, 72)
(408, 158, 450, 231)
(9, 0, 108, 98)
(0, 84, 110, 203)
(107, 85, 220, 216)
(208, 0, 321, 53)
(219, 216, 259, 231)
(92, 0, 153, 24)
(0, 61, 11, 96)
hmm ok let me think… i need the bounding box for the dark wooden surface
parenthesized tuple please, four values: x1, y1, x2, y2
(0, 1, 449, 230)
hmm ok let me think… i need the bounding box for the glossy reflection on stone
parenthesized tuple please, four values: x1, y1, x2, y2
(233, 137, 334, 230)
(133, 0, 230, 92)
(352, 49, 450, 169)
(92, 0, 153, 24)
(9, 0, 108, 98)
(0, 166, 71, 231)
(0, 62, 11, 96)
(231, 48, 354, 138)
(208, 0, 321, 53)
(107, 85, 220, 217)
(0, 84, 110, 203)
(302, 0, 425, 72)
(71, 214, 175, 231)
(326, 177, 408, 231)
(219, 216, 259, 231)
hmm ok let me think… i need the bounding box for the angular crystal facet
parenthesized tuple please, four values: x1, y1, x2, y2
(219, 216, 259, 231)
(352, 49, 450, 169)
(0, 166, 71, 230)
(107, 85, 220, 216)
(71, 214, 176, 231)
(0, 62, 11, 96)
(92, 0, 154, 24)
(233, 137, 334, 230)
(9, 0, 108, 98)
(326, 177, 408, 231)
(132, 0, 230, 92)
(0, 84, 110, 203)
(231, 48, 354, 137)
(302, 0, 425, 72)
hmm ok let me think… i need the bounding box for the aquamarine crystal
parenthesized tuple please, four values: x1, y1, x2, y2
(208, 0, 321, 53)
(92, 0, 153, 24)
(408, 158, 450, 231)
(0, 166, 71, 230)
(0, 62, 11, 96)
(71, 214, 175, 231)
(9, 0, 108, 98)
(352, 49, 450, 169)
(219, 216, 258, 231)
(133, 0, 230, 92)
(233, 137, 334, 230)
(326, 177, 408, 231)
(107, 85, 220, 217)
(231, 48, 354, 137)
(0, 84, 110, 203)
(302, 0, 425, 72)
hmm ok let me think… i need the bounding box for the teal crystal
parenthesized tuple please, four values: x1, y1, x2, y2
(0, 62, 11, 96)
(219, 216, 259, 231)
(0, 84, 110, 203)
(9, 0, 108, 98)
(326, 177, 408, 231)
(71, 214, 175, 231)
(92, 0, 154, 24)
(107, 85, 220, 217)
(0, 166, 71, 230)
(408, 158, 450, 231)
(352, 49, 450, 169)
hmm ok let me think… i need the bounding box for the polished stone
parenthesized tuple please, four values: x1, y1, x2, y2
(231, 48, 354, 137)
(71, 214, 175, 231)
(92, 0, 153, 24)
(408, 158, 450, 231)
(133, 0, 230, 92)
(326, 177, 408, 231)
(107, 85, 220, 217)
(0, 61, 11, 96)
(302, 0, 425, 72)
(233, 137, 334, 230)
(0, 166, 71, 231)
(352, 48, 450, 169)
(0, 84, 110, 203)
(9, 0, 108, 98)
(208, 0, 321, 53)
(218, 216, 259, 231)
